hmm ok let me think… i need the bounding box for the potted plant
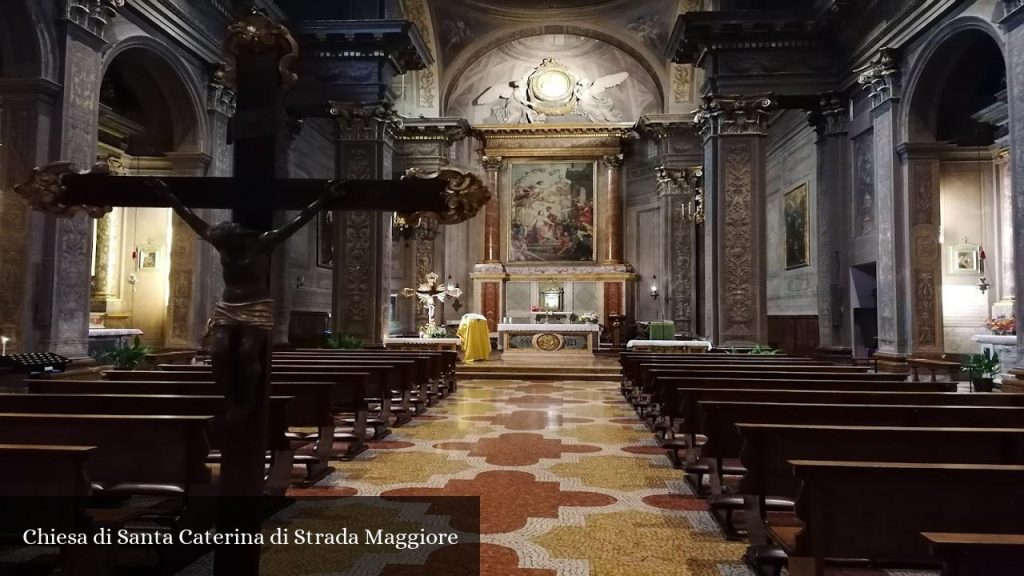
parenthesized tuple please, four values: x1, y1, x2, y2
(748, 344, 781, 356)
(325, 333, 363, 349)
(103, 336, 152, 370)
(962, 349, 1001, 392)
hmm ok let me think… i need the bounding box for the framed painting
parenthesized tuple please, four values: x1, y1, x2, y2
(508, 161, 597, 263)
(949, 243, 979, 275)
(316, 210, 334, 269)
(784, 183, 810, 270)
(138, 247, 160, 271)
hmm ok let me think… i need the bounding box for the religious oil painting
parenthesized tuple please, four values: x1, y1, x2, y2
(784, 183, 810, 270)
(950, 243, 980, 275)
(139, 248, 159, 271)
(317, 211, 334, 269)
(508, 162, 596, 263)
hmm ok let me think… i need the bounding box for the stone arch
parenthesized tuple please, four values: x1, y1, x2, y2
(901, 16, 1006, 145)
(0, 0, 59, 81)
(101, 36, 209, 155)
(442, 24, 668, 117)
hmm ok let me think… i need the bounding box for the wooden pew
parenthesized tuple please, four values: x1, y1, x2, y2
(287, 348, 459, 394)
(0, 394, 297, 495)
(276, 350, 455, 397)
(736, 423, 1024, 549)
(784, 461, 1024, 576)
(923, 532, 1024, 576)
(25, 380, 340, 483)
(0, 444, 138, 576)
(270, 359, 428, 415)
(0, 413, 213, 499)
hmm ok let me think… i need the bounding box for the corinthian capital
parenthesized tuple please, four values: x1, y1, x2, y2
(856, 48, 901, 108)
(601, 154, 624, 169)
(694, 94, 775, 137)
(807, 91, 849, 136)
(64, 0, 125, 39)
(481, 155, 505, 172)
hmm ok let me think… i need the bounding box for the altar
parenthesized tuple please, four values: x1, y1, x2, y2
(382, 337, 461, 352)
(626, 339, 712, 353)
(498, 323, 600, 355)
(971, 334, 1019, 382)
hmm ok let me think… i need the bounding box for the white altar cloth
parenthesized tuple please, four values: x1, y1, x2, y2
(383, 337, 461, 346)
(88, 328, 143, 337)
(627, 339, 712, 350)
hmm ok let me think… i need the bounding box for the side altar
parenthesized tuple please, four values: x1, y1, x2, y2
(499, 323, 600, 354)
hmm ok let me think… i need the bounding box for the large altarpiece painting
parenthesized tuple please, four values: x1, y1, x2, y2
(508, 161, 596, 263)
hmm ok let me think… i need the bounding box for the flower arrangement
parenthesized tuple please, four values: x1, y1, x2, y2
(418, 323, 449, 339)
(578, 312, 599, 324)
(985, 315, 1017, 336)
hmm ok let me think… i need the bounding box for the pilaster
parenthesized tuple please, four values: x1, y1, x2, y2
(696, 94, 773, 346)
(1001, 0, 1024, 368)
(809, 92, 852, 348)
(480, 155, 504, 264)
(858, 48, 910, 370)
(330, 102, 400, 344)
(41, 8, 121, 357)
(655, 165, 702, 336)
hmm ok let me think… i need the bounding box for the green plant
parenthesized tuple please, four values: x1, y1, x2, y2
(103, 336, 152, 370)
(748, 344, 781, 356)
(326, 333, 363, 349)
(418, 324, 449, 339)
(962, 349, 1001, 379)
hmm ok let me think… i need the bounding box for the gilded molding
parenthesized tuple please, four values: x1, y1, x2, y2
(401, 168, 491, 225)
(223, 12, 299, 89)
(14, 162, 112, 218)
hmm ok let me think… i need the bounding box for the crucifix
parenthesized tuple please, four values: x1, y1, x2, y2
(401, 272, 463, 333)
(14, 12, 488, 576)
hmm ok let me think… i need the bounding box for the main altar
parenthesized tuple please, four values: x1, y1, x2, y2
(499, 323, 601, 355)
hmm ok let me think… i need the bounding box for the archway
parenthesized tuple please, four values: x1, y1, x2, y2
(903, 26, 1008, 354)
(90, 45, 205, 350)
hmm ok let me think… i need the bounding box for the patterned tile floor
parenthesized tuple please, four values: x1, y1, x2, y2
(296, 378, 755, 576)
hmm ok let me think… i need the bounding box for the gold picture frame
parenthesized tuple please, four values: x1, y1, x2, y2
(507, 161, 597, 264)
(784, 183, 810, 270)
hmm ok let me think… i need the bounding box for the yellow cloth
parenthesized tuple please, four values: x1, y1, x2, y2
(457, 316, 491, 362)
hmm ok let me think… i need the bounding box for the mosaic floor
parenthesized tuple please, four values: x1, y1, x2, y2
(293, 378, 754, 576)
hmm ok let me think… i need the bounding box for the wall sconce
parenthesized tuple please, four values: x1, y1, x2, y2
(650, 275, 659, 300)
(1, 336, 8, 356)
(295, 276, 305, 289)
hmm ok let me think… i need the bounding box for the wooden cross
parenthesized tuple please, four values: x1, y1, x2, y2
(14, 12, 488, 576)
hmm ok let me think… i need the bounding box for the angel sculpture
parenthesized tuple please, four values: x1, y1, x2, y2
(478, 70, 538, 124)
(574, 72, 630, 122)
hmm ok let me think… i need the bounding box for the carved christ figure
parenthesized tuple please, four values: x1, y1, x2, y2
(149, 179, 344, 426)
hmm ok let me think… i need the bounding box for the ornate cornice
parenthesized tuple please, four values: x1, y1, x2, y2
(807, 91, 849, 136)
(694, 94, 775, 137)
(669, 11, 830, 64)
(856, 47, 901, 108)
(329, 101, 403, 135)
(292, 20, 432, 74)
(64, 0, 124, 40)
(1001, 0, 1024, 30)
(473, 123, 635, 140)
(396, 117, 472, 143)
(635, 114, 697, 140)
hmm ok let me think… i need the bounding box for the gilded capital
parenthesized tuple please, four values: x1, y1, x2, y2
(481, 155, 505, 172)
(694, 94, 775, 137)
(601, 154, 625, 169)
(856, 48, 901, 108)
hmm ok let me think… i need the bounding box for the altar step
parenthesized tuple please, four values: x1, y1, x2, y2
(456, 360, 621, 382)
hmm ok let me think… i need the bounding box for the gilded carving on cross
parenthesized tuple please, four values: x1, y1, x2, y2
(401, 272, 462, 331)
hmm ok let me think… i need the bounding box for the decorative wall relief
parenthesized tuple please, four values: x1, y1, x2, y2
(784, 183, 810, 269)
(915, 270, 937, 346)
(508, 161, 596, 263)
(853, 131, 875, 236)
(672, 64, 693, 104)
(722, 143, 755, 340)
(317, 210, 334, 269)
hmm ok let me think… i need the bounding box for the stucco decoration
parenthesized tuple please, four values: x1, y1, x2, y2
(447, 35, 659, 124)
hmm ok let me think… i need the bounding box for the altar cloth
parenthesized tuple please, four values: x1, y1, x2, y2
(458, 314, 491, 362)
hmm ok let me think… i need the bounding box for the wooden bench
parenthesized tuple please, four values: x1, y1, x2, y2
(278, 350, 456, 396)
(784, 461, 1024, 575)
(0, 393, 298, 495)
(25, 379, 340, 483)
(923, 532, 1024, 576)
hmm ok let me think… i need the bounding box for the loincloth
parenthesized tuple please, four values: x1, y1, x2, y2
(209, 299, 275, 331)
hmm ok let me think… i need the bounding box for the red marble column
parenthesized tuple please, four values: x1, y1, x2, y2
(481, 156, 504, 263)
(601, 154, 624, 264)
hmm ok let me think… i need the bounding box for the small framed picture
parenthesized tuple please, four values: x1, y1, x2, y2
(949, 243, 979, 275)
(139, 248, 159, 270)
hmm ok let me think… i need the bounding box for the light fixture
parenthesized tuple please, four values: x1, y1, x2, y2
(650, 275, 659, 300)
(978, 246, 990, 294)
(1, 336, 9, 356)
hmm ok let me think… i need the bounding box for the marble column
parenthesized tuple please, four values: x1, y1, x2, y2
(858, 49, 911, 369)
(1001, 1, 1024, 371)
(480, 155, 503, 263)
(601, 154, 625, 265)
(330, 103, 398, 344)
(810, 93, 852, 349)
(696, 95, 772, 347)
(41, 9, 123, 357)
